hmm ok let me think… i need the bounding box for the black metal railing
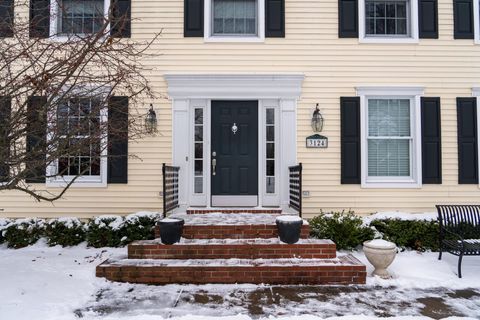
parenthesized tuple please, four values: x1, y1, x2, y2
(288, 163, 303, 217)
(162, 163, 180, 216)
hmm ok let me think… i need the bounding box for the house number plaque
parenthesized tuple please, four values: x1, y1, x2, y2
(306, 134, 328, 148)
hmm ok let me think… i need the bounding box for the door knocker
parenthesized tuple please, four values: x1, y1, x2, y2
(231, 123, 238, 135)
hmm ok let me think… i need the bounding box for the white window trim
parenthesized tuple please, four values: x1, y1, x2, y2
(356, 86, 424, 188)
(358, 0, 419, 43)
(46, 98, 108, 188)
(204, 0, 265, 42)
(49, 0, 111, 41)
(473, 87, 480, 188)
(474, 0, 480, 44)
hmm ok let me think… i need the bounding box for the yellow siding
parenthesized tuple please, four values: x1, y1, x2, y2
(1, 0, 480, 218)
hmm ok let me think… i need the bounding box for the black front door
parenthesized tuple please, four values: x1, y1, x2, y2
(211, 101, 258, 206)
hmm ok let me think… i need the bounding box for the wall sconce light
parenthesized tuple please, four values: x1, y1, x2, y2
(145, 104, 158, 134)
(311, 103, 324, 132)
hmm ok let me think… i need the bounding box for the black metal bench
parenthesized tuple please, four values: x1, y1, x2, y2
(436, 205, 480, 278)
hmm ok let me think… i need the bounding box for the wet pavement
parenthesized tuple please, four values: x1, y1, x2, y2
(77, 284, 480, 319)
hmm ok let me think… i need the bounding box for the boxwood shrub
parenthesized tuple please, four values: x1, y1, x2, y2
(309, 211, 375, 250)
(45, 218, 86, 247)
(2, 218, 45, 249)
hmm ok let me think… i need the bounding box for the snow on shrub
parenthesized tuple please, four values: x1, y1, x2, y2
(309, 211, 375, 250)
(45, 217, 86, 247)
(3, 218, 46, 248)
(0, 218, 12, 244)
(86, 215, 125, 248)
(122, 212, 161, 244)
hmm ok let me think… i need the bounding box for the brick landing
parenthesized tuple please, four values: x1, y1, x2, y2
(96, 255, 366, 285)
(128, 238, 336, 260)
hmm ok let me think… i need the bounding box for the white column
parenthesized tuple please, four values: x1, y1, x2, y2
(280, 99, 297, 210)
(172, 99, 189, 211)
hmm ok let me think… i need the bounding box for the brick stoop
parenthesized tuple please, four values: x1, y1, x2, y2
(128, 238, 336, 260)
(155, 224, 311, 239)
(96, 254, 366, 285)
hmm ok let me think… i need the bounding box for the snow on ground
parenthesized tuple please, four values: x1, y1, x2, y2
(1, 241, 480, 320)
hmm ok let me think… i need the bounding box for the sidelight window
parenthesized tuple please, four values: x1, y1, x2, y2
(266, 108, 275, 193)
(194, 108, 204, 194)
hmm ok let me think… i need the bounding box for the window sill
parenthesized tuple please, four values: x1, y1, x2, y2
(46, 177, 107, 188)
(204, 35, 265, 43)
(359, 36, 419, 44)
(361, 180, 422, 189)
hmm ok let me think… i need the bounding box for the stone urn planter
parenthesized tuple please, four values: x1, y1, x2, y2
(363, 239, 397, 279)
(158, 217, 184, 245)
(276, 215, 303, 244)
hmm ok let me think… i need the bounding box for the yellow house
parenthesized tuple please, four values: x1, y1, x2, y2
(1, 0, 480, 219)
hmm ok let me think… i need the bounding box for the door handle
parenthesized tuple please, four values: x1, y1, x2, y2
(212, 158, 217, 176)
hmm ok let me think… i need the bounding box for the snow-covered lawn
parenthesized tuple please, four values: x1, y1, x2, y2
(1, 240, 479, 320)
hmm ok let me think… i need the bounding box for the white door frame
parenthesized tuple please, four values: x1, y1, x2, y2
(165, 74, 304, 211)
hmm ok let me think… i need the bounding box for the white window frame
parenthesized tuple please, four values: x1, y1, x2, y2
(473, 87, 480, 188)
(358, 0, 419, 43)
(474, 0, 480, 44)
(46, 96, 108, 188)
(49, 0, 111, 40)
(204, 0, 265, 42)
(357, 86, 423, 188)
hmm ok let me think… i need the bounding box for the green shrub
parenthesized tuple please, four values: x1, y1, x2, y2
(369, 219, 440, 251)
(0, 219, 12, 244)
(3, 218, 45, 248)
(45, 218, 86, 247)
(309, 211, 375, 250)
(86, 216, 125, 248)
(121, 212, 160, 244)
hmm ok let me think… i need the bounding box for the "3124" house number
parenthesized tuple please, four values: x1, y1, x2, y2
(306, 134, 328, 148)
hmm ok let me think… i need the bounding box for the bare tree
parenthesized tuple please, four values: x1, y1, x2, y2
(0, 0, 159, 201)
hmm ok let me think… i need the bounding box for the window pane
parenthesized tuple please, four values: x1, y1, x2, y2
(195, 143, 203, 159)
(195, 126, 203, 142)
(266, 126, 274, 141)
(195, 160, 203, 175)
(266, 177, 275, 193)
(266, 109, 274, 125)
(213, 0, 257, 35)
(59, 0, 104, 35)
(266, 143, 274, 158)
(266, 160, 274, 176)
(365, 0, 409, 36)
(368, 139, 410, 176)
(195, 109, 203, 124)
(194, 177, 203, 193)
(368, 99, 410, 137)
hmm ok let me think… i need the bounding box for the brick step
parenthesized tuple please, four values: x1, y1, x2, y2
(155, 213, 310, 239)
(187, 209, 283, 214)
(96, 254, 366, 285)
(128, 238, 336, 260)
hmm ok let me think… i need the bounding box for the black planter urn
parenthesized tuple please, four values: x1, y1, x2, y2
(276, 216, 303, 244)
(158, 217, 184, 244)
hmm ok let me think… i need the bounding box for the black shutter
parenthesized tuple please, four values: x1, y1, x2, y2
(184, 0, 204, 37)
(29, 0, 50, 38)
(108, 96, 128, 184)
(338, 0, 358, 38)
(341, 97, 361, 184)
(111, 0, 131, 38)
(26, 96, 47, 183)
(419, 0, 438, 38)
(457, 98, 478, 184)
(421, 97, 442, 184)
(0, 0, 14, 38)
(0, 97, 11, 182)
(453, 0, 474, 39)
(265, 0, 285, 37)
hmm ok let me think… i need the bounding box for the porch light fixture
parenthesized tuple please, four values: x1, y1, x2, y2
(145, 104, 158, 134)
(311, 104, 324, 132)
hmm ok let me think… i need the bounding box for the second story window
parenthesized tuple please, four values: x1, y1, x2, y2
(365, 0, 408, 37)
(359, 0, 418, 43)
(213, 0, 257, 36)
(58, 0, 105, 35)
(205, 0, 265, 42)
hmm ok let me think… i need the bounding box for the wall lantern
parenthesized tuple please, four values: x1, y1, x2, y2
(145, 104, 158, 134)
(311, 103, 324, 132)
